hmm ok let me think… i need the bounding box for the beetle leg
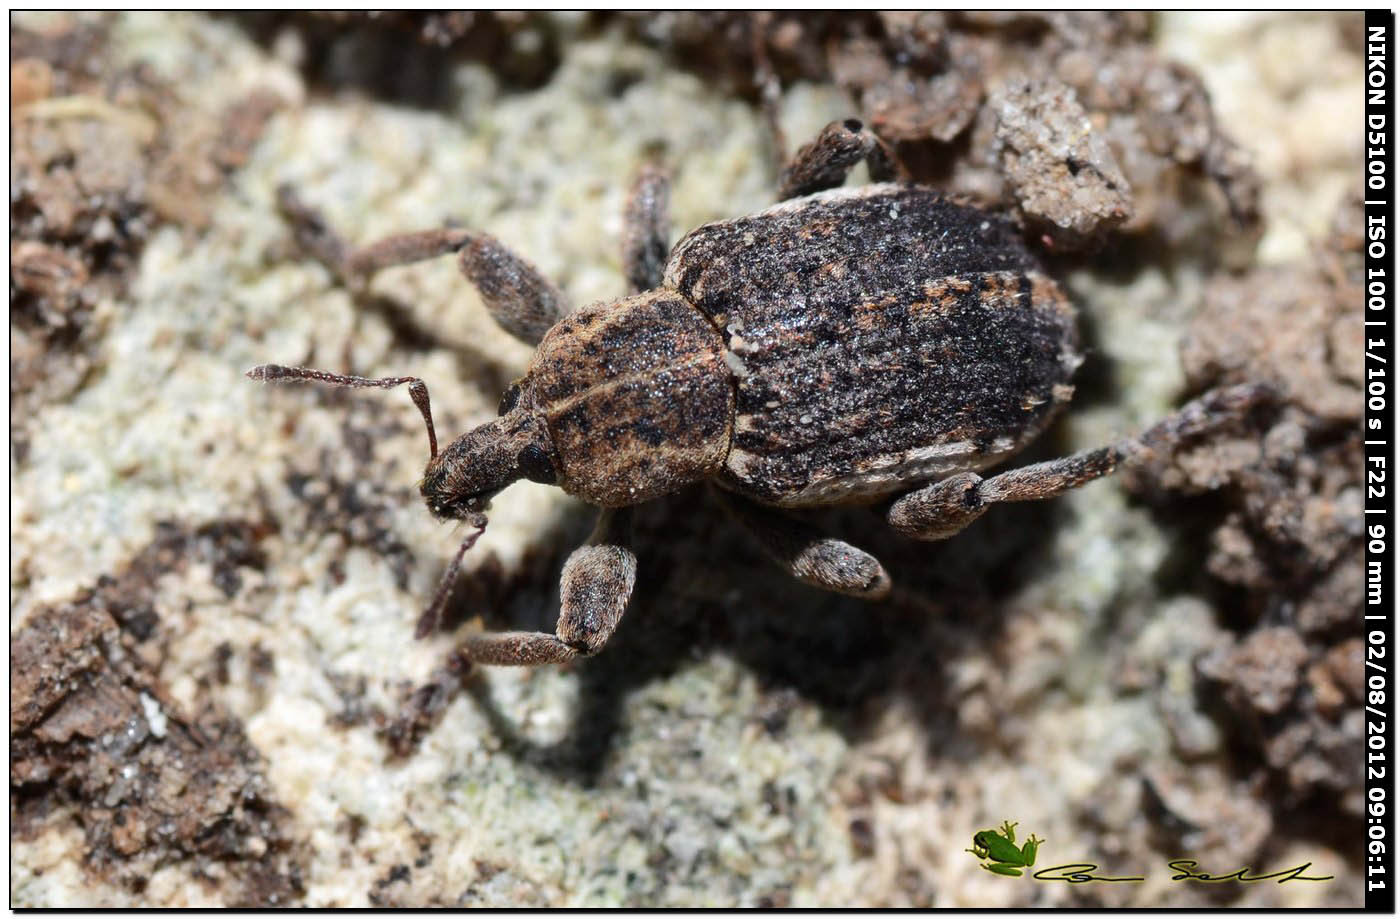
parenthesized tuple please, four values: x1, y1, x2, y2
(276, 184, 471, 282)
(453, 234, 572, 345)
(276, 184, 570, 346)
(776, 119, 902, 201)
(712, 487, 891, 599)
(622, 164, 671, 294)
(889, 383, 1273, 540)
(887, 451, 1116, 541)
(455, 630, 580, 667)
(750, 11, 788, 175)
(455, 508, 638, 667)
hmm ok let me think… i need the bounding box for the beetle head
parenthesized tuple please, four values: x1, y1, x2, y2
(421, 403, 557, 522)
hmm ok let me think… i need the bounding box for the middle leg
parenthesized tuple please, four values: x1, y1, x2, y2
(621, 163, 671, 294)
(777, 119, 902, 201)
(712, 486, 891, 599)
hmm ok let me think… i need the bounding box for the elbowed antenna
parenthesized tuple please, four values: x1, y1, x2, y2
(246, 363, 439, 460)
(250, 362, 493, 640)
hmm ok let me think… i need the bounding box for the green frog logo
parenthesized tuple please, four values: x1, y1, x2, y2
(966, 821, 1043, 877)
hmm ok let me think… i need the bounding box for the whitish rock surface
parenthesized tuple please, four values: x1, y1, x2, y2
(11, 12, 1363, 907)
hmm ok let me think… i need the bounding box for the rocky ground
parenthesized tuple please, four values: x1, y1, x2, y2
(11, 12, 1364, 907)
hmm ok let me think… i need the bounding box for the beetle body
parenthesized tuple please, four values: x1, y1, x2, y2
(254, 119, 1252, 667)
(520, 184, 1079, 510)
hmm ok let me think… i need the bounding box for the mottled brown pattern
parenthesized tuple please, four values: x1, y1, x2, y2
(529, 291, 734, 506)
(664, 184, 1078, 505)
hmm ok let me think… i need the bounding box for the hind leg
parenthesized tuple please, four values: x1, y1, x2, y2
(888, 449, 1121, 541)
(889, 383, 1271, 540)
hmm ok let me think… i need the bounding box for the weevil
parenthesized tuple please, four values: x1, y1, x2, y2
(250, 119, 1264, 667)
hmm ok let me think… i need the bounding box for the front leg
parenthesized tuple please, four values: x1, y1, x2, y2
(889, 383, 1272, 540)
(276, 184, 570, 346)
(457, 508, 638, 666)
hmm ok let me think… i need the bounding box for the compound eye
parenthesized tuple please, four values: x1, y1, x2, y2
(497, 381, 522, 416)
(517, 443, 557, 485)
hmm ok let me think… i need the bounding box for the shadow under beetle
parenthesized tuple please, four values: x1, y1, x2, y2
(250, 119, 1264, 667)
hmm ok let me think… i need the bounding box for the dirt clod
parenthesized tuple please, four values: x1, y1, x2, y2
(991, 78, 1133, 247)
(10, 521, 303, 905)
(1130, 195, 1365, 818)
